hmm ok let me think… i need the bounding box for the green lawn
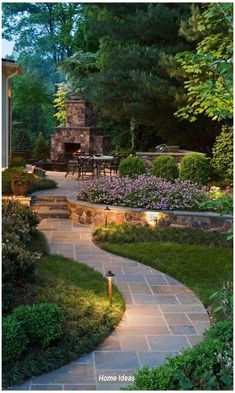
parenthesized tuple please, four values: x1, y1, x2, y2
(3, 233, 125, 388)
(101, 241, 232, 307)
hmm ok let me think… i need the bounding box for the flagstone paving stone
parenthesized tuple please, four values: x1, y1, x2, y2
(12, 218, 210, 391)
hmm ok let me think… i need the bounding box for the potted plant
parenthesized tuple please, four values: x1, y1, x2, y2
(10, 171, 34, 196)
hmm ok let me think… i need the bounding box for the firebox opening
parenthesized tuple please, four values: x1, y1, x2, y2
(64, 142, 81, 155)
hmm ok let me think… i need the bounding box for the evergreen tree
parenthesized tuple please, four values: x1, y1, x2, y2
(61, 4, 218, 152)
(34, 132, 50, 160)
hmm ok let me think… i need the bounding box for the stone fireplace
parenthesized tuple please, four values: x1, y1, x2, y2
(51, 98, 110, 160)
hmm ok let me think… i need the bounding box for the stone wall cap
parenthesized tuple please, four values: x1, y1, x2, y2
(67, 198, 233, 219)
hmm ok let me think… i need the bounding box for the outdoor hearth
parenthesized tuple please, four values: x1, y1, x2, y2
(51, 98, 110, 160)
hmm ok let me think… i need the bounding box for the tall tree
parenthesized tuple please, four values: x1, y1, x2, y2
(61, 4, 218, 152)
(175, 3, 233, 122)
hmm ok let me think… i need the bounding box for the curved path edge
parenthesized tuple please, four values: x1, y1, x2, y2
(12, 218, 210, 391)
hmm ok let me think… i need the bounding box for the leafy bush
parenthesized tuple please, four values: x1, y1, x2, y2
(28, 177, 57, 193)
(2, 315, 29, 363)
(152, 156, 178, 180)
(78, 175, 208, 210)
(126, 321, 233, 390)
(119, 156, 146, 177)
(12, 303, 64, 348)
(2, 242, 41, 285)
(2, 200, 39, 244)
(34, 132, 50, 160)
(2, 168, 23, 195)
(10, 171, 34, 186)
(93, 223, 231, 248)
(2, 201, 40, 300)
(180, 153, 210, 184)
(209, 283, 233, 322)
(9, 157, 26, 168)
(212, 126, 233, 182)
(200, 195, 233, 216)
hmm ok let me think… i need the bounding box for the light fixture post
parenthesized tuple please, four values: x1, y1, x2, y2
(104, 206, 111, 228)
(106, 270, 115, 306)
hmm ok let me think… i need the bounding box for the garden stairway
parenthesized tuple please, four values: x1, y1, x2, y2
(32, 196, 69, 219)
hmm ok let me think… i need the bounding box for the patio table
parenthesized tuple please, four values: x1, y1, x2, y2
(92, 155, 114, 177)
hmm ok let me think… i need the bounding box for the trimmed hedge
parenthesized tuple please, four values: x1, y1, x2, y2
(12, 303, 64, 348)
(119, 156, 146, 178)
(180, 153, 210, 184)
(126, 321, 233, 390)
(152, 156, 178, 180)
(3, 303, 63, 363)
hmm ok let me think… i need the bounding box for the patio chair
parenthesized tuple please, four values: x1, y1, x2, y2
(65, 160, 78, 178)
(104, 155, 120, 175)
(79, 156, 95, 179)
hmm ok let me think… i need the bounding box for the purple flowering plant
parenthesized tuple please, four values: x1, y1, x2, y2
(77, 175, 208, 210)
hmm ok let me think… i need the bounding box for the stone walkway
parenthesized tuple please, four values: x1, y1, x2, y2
(14, 218, 210, 391)
(32, 171, 79, 199)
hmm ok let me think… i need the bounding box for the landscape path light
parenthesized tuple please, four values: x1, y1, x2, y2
(104, 206, 111, 229)
(105, 270, 115, 306)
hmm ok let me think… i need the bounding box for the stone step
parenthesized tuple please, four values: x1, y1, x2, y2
(32, 196, 67, 203)
(33, 202, 68, 211)
(34, 209, 69, 219)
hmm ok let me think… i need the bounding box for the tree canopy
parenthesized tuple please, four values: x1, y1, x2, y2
(175, 3, 233, 122)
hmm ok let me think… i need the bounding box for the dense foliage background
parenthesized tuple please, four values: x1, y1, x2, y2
(2, 3, 232, 158)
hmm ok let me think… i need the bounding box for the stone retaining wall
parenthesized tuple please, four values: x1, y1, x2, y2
(67, 199, 232, 232)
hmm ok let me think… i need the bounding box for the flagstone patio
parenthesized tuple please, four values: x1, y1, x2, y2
(13, 217, 210, 391)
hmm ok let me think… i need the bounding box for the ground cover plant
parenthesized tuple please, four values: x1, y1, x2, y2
(2, 201, 125, 387)
(78, 175, 208, 210)
(93, 223, 232, 249)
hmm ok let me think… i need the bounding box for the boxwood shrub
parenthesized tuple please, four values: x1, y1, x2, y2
(2, 315, 29, 363)
(12, 303, 64, 348)
(152, 156, 178, 180)
(126, 321, 232, 391)
(119, 156, 146, 178)
(180, 153, 210, 184)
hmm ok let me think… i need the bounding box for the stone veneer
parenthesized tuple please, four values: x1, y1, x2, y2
(51, 98, 110, 160)
(67, 199, 232, 232)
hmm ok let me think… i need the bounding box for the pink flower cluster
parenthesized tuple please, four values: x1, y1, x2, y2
(77, 175, 208, 210)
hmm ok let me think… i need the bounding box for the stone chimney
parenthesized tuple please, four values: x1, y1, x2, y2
(66, 97, 95, 128)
